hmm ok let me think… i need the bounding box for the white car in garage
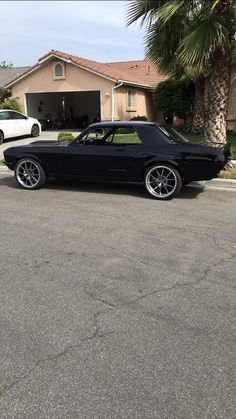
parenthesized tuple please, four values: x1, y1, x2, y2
(0, 109, 41, 144)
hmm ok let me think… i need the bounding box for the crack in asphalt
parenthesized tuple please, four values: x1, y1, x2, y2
(83, 289, 116, 307)
(84, 248, 236, 319)
(1, 244, 235, 398)
(0, 312, 101, 399)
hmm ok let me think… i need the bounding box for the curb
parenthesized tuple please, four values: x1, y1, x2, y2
(0, 165, 236, 191)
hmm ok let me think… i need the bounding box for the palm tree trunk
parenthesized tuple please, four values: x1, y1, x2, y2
(192, 77, 205, 134)
(204, 50, 231, 147)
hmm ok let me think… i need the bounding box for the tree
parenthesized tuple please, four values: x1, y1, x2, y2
(0, 87, 11, 103)
(0, 61, 13, 68)
(153, 78, 194, 124)
(127, 0, 236, 146)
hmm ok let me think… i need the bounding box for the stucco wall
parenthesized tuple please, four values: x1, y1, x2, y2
(11, 60, 114, 120)
(10, 59, 161, 122)
(114, 87, 163, 122)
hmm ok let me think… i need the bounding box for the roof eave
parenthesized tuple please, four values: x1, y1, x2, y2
(6, 53, 118, 87)
(118, 79, 155, 89)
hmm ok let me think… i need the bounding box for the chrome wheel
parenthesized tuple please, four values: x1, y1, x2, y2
(15, 159, 45, 189)
(145, 165, 182, 199)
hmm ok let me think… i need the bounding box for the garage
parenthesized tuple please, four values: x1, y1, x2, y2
(25, 91, 101, 130)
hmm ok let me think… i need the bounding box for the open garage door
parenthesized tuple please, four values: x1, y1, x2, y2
(26, 91, 101, 130)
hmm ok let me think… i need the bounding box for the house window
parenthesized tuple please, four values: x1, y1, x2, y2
(127, 90, 136, 110)
(53, 62, 65, 79)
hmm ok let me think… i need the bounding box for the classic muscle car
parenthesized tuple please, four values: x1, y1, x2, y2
(3, 121, 227, 199)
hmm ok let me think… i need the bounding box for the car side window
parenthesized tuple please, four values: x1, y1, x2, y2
(107, 127, 142, 145)
(9, 111, 25, 120)
(77, 127, 112, 145)
(0, 111, 10, 120)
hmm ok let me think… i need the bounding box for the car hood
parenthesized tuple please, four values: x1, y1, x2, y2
(30, 140, 62, 146)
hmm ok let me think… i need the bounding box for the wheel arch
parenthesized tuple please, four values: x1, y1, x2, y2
(14, 154, 47, 174)
(142, 160, 183, 180)
(0, 129, 4, 142)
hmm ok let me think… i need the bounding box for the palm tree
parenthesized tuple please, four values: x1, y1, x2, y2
(127, 0, 236, 146)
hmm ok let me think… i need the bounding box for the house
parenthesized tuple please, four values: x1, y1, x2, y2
(4, 50, 166, 128)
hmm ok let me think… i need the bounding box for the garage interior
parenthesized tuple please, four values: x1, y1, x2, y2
(26, 91, 101, 130)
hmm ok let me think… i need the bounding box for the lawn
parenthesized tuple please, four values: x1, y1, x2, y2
(111, 131, 236, 159)
(183, 131, 236, 160)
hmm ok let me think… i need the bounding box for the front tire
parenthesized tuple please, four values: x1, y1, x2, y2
(144, 164, 182, 200)
(0, 130, 4, 145)
(31, 124, 40, 137)
(15, 158, 46, 190)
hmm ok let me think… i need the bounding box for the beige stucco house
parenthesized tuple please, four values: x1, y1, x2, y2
(4, 50, 166, 128)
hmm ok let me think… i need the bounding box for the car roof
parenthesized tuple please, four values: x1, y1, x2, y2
(89, 121, 157, 129)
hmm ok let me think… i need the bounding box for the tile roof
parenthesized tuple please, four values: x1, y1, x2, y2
(44, 50, 166, 87)
(5, 50, 167, 88)
(0, 67, 30, 87)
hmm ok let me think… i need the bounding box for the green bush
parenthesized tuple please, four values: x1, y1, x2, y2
(0, 87, 11, 103)
(130, 115, 148, 121)
(0, 96, 22, 112)
(153, 78, 194, 123)
(57, 132, 75, 142)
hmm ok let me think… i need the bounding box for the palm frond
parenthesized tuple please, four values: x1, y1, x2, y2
(126, 0, 164, 27)
(156, 0, 188, 24)
(178, 15, 229, 71)
(144, 18, 185, 77)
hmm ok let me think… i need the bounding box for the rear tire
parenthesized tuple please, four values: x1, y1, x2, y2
(15, 158, 46, 190)
(0, 130, 4, 145)
(144, 164, 182, 200)
(31, 124, 40, 137)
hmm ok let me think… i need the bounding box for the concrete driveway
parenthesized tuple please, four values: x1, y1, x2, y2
(0, 176, 235, 418)
(0, 130, 81, 159)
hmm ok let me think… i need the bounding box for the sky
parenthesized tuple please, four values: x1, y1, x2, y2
(0, 1, 146, 67)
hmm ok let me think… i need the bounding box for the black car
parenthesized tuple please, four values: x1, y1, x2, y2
(3, 121, 227, 200)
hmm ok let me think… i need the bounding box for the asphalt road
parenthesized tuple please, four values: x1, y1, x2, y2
(0, 175, 235, 419)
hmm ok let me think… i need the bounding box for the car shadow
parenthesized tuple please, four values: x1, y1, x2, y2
(1, 175, 205, 200)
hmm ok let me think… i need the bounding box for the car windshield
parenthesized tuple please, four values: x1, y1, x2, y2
(157, 125, 189, 144)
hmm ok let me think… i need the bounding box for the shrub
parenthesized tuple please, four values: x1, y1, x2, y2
(57, 132, 75, 142)
(130, 115, 148, 121)
(0, 87, 11, 103)
(153, 78, 194, 123)
(0, 96, 22, 112)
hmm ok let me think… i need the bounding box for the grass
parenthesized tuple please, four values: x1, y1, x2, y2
(218, 166, 236, 179)
(0, 159, 5, 166)
(178, 131, 236, 179)
(181, 131, 236, 160)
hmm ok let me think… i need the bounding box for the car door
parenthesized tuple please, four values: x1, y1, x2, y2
(8, 111, 28, 137)
(0, 111, 14, 138)
(64, 126, 145, 181)
(92, 127, 145, 180)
